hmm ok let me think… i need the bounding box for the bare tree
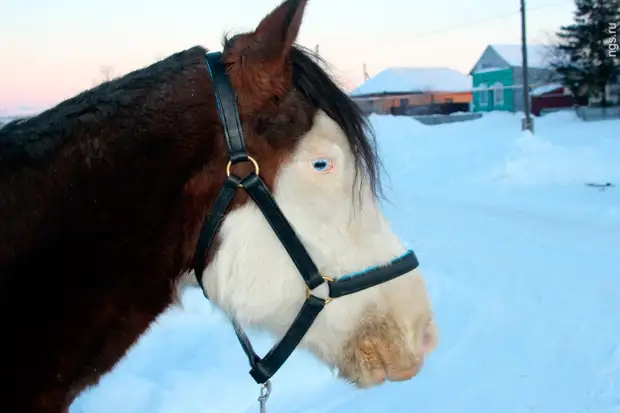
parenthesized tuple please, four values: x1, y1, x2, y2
(538, 30, 589, 104)
(100, 65, 115, 82)
(539, 31, 565, 81)
(91, 65, 117, 86)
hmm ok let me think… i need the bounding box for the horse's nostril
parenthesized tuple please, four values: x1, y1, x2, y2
(386, 365, 418, 382)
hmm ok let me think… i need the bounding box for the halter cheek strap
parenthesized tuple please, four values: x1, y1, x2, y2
(192, 51, 420, 385)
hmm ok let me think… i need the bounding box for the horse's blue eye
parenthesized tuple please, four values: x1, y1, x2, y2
(312, 158, 331, 172)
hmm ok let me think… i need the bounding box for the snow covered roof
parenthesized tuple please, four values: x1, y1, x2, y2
(531, 82, 564, 96)
(351, 67, 472, 96)
(490, 44, 550, 69)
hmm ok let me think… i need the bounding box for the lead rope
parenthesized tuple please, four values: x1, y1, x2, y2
(258, 380, 271, 413)
(227, 316, 272, 412)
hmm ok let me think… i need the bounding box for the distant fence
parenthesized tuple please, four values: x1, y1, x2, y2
(392, 102, 471, 116)
(411, 112, 483, 125)
(538, 106, 620, 121)
(355, 100, 483, 126)
(575, 106, 620, 121)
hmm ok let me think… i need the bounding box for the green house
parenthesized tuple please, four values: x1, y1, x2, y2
(469, 44, 556, 113)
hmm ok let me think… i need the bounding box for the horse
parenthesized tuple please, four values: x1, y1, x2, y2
(0, 0, 439, 411)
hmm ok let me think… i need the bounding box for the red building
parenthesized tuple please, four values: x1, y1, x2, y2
(530, 83, 576, 116)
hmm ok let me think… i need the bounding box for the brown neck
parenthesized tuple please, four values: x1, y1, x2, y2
(0, 46, 232, 412)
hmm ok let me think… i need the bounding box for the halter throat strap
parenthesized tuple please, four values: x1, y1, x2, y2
(191, 51, 420, 385)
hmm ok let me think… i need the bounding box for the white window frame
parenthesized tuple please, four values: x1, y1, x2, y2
(493, 81, 504, 105)
(479, 83, 488, 106)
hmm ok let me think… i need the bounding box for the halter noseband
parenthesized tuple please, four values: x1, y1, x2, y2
(192, 51, 420, 385)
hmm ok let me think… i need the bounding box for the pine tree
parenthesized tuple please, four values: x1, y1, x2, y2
(551, 0, 620, 106)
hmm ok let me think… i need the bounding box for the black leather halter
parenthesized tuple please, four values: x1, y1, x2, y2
(192, 51, 421, 385)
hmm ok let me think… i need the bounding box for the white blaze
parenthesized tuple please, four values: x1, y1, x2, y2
(201, 109, 433, 373)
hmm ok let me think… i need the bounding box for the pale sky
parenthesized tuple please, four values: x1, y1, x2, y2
(0, 0, 574, 113)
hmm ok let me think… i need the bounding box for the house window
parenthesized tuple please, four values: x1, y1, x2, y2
(479, 83, 488, 106)
(494, 82, 504, 105)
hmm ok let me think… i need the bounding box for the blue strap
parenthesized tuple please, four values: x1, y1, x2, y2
(328, 250, 419, 298)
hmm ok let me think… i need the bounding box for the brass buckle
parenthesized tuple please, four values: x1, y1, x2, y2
(226, 156, 260, 187)
(306, 275, 334, 305)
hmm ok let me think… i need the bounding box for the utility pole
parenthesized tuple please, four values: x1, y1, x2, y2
(520, 0, 534, 133)
(363, 63, 370, 82)
(314, 44, 319, 62)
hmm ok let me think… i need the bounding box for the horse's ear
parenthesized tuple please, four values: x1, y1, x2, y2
(223, 0, 309, 110)
(253, 0, 308, 60)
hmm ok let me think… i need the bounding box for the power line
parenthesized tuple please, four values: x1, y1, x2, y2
(407, 1, 567, 41)
(319, 0, 571, 61)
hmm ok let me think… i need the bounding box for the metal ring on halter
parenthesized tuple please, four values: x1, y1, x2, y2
(226, 156, 260, 177)
(306, 275, 334, 305)
(226, 156, 260, 188)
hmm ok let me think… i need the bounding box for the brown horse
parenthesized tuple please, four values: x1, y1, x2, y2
(0, 0, 438, 411)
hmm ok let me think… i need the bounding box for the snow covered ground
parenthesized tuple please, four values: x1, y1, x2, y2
(69, 110, 620, 413)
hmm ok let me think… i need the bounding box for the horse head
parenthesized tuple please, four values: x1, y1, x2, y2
(193, 0, 439, 387)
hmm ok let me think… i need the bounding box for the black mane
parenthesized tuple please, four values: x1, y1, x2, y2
(289, 46, 382, 198)
(0, 46, 205, 169)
